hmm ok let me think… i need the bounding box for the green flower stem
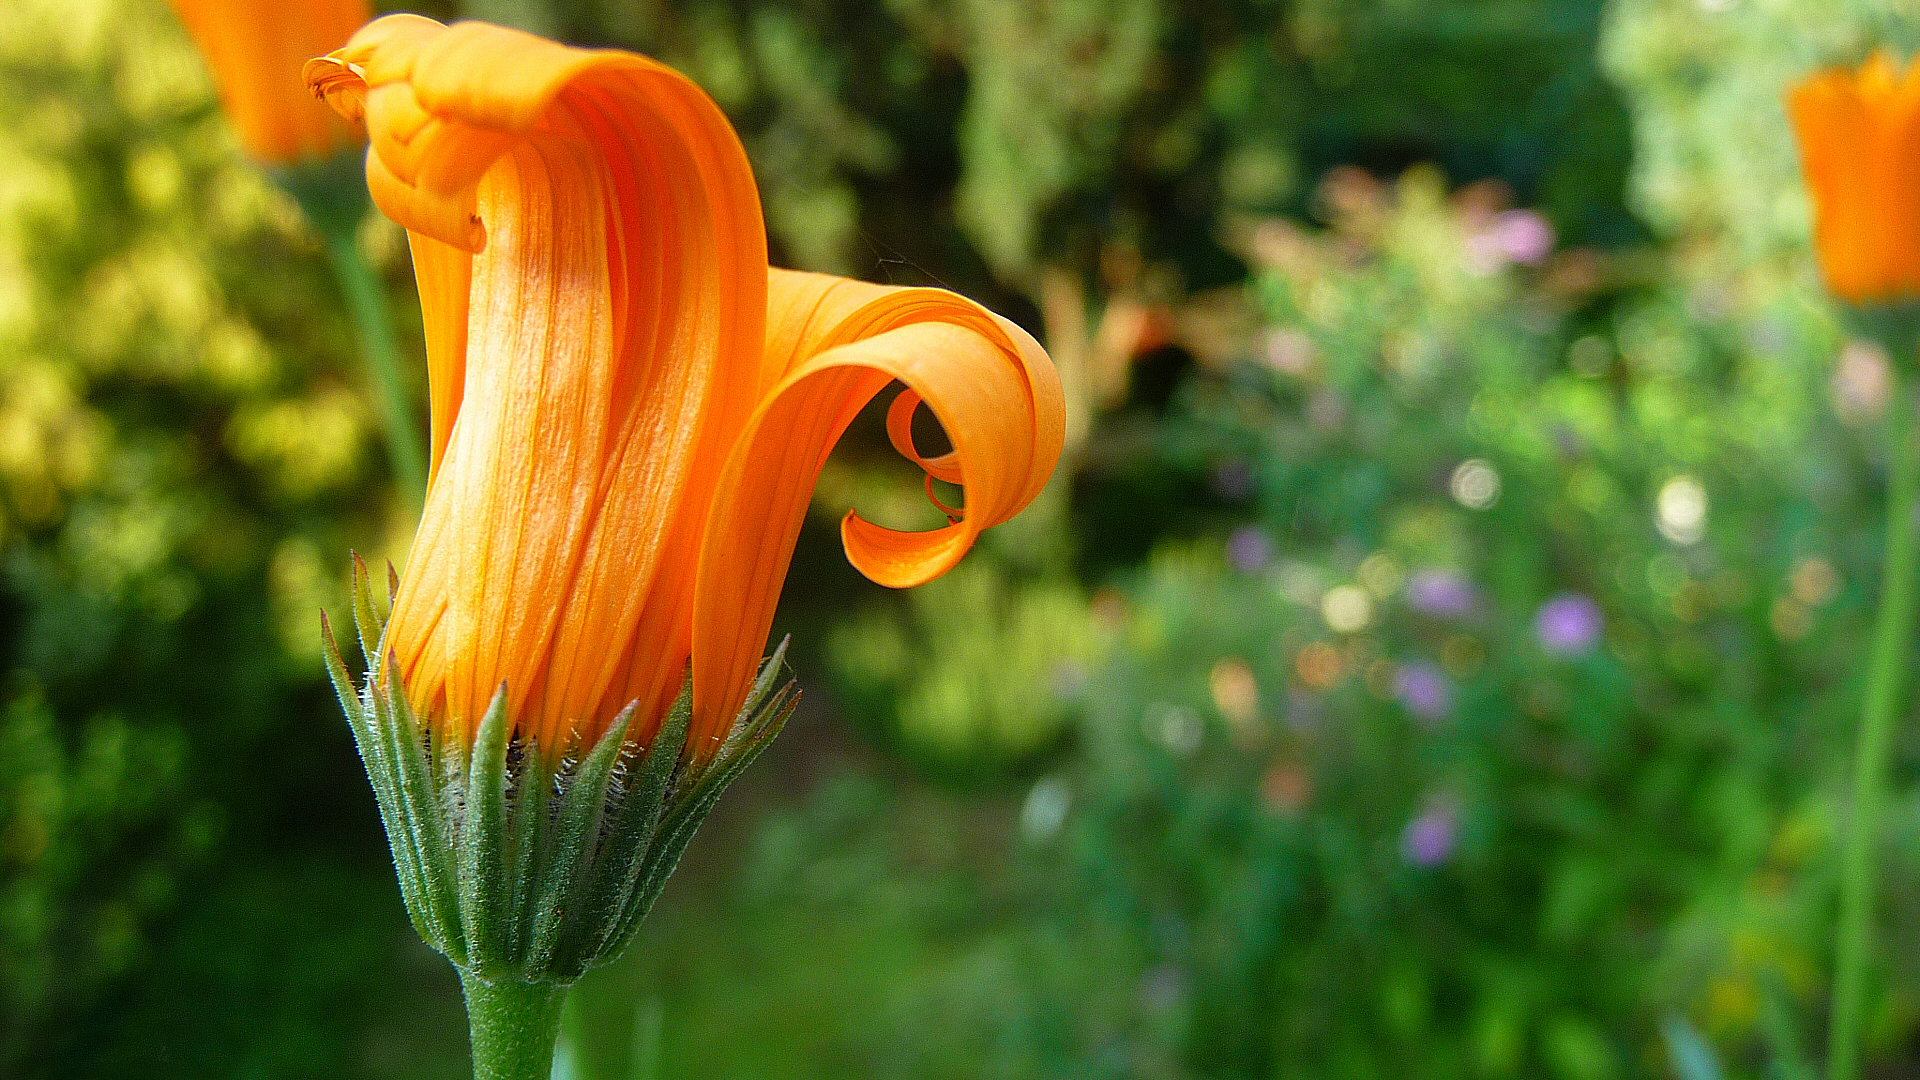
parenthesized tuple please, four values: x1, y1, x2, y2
(459, 969, 568, 1080)
(318, 225, 429, 508)
(1828, 363, 1920, 1080)
(274, 151, 428, 509)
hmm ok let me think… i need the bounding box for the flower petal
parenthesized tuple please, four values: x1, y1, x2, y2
(317, 17, 768, 749)
(170, 0, 369, 163)
(405, 231, 471, 477)
(314, 19, 1062, 761)
(1789, 52, 1920, 301)
(688, 269, 1064, 756)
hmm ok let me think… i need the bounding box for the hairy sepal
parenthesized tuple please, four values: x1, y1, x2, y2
(326, 579, 794, 985)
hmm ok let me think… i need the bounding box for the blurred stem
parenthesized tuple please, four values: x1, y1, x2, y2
(630, 994, 663, 1080)
(459, 970, 567, 1080)
(319, 224, 429, 508)
(1828, 362, 1919, 1080)
(556, 975, 662, 1080)
(553, 991, 587, 1080)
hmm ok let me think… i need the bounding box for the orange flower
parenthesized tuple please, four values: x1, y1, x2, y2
(306, 17, 1064, 763)
(169, 0, 370, 163)
(1789, 51, 1920, 303)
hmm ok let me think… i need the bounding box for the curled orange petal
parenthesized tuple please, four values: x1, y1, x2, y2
(307, 18, 1063, 765)
(690, 269, 1064, 752)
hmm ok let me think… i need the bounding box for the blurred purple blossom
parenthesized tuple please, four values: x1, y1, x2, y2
(1227, 526, 1274, 574)
(1494, 210, 1555, 265)
(1307, 390, 1347, 432)
(1535, 592, 1602, 656)
(1263, 327, 1315, 375)
(1393, 662, 1452, 723)
(1463, 210, 1555, 273)
(1406, 569, 1479, 619)
(1551, 423, 1585, 458)
(1213, 459, 1255, 501)
(1402, 805, 1459, 866)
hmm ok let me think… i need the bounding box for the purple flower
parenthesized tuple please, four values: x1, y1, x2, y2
(1495, 210, 1555, 265)
(1535, 593, 1602, 656)
(1402, 805, 1459, 867)
(1406, 570, 1479, 619)
(1227, 526, 1274, 574)
(1464, 210, 1555, 274)
(1307, 390, 1346, 432)
(1393, 662, 1452, 723)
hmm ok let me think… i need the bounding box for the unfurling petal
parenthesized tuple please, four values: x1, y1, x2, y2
(690, 269, 1065, 755)
(310, 18, 1064, 764)
(312, 18, 769, 749)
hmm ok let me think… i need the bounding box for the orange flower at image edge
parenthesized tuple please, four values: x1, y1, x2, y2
(1789, 50, 1920, 304)
(305, 16, 1064, 764)
(169, 0, 369, 163)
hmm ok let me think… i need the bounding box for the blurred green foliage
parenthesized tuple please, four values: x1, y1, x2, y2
(827, 558, 1097, 767)
(0, 692, 216, 1067)
(579, 164, 1920, 1080)
(0, 0, 430, 1071)
(1052, 170, 1862, 1080)
(8, 0, 1920, 1078)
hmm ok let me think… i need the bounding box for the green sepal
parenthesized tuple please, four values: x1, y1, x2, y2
(319, 612, 363, 731)
(461, 686, 514, 971)
(334, 576, 465, 963)
(525, 702, 634, 973)
(349, 552, 384, 673)
(606, 683, 796, 960)
(504, 733, 555, 964)
(325, 581, 796, 986)
(371, 672, 435, 947)
(383, 664, 464, 965)
(556, 689, 691, 974)
(600, 640, 797, 963)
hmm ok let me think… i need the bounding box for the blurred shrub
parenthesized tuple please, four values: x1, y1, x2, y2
(1047, 168, 1883, 1077)
(529, 0, 1634, 302)
(0, 1, 415, 1070)
(0, 689, 219, 1070)
(571, 162, 1914, 1079)
(0, 0, 404, 707)
(827, 559, 1098, 768)
(1600, 0, 1920, 269)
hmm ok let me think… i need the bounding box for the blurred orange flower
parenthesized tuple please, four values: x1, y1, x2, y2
(1789, 51, 1920, 303)
(168, 0, 369, 163)
(306, 17, 1064, 763)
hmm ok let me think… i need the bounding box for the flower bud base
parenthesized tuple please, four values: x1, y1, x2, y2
(321, 557, 796, 1070)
